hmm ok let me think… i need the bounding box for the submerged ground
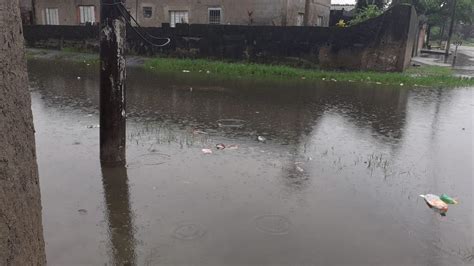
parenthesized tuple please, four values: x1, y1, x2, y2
(28, 59, 473, 265)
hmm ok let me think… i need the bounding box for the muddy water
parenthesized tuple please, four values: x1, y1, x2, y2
(28, 60, 473, 265)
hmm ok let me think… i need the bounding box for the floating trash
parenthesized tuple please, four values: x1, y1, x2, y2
(217, 119, 246, 128)
(296, 166, 304, 173)
(77, 76, 81, 80)
(227, 145, 239, 150)
(440, 194, 458, 204)
(216, 143, 226, 150)
(78, 209, 88, 215)
(257, 136, 266, 142)
(182, 70, 190, 73)
(87, 125, 100, 128)
(201, 149, 213, 154)
(420, 194, 455, 216)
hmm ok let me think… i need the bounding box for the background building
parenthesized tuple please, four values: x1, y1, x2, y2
(33, 0, 330, 27)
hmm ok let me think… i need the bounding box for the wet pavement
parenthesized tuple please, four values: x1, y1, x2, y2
(28, 59, 473, 265)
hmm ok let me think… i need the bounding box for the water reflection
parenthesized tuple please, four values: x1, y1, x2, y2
(101, 166, 136, 265)
(28, 59, 473, 265)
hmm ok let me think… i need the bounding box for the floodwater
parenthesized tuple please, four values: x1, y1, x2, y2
(28, 59, 473, 265)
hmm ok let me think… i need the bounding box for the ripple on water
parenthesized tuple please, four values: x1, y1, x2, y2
(172, 223, 207, 240)
(255, 215, 291, 235)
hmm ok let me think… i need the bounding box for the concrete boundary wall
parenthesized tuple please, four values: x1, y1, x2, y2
(24, 5, 418, 72)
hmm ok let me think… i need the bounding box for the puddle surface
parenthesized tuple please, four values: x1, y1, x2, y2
(28, 60, 473, 265)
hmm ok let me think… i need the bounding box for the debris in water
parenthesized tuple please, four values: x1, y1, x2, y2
(182, 70, 190, 73)
(206, 70, 211, 74)
(87, 125, 100, 129)
(190, 87, 193, 92)
(77, 76, 81, 80)
(301, 76, 306, 80)
(193, 129, 208, 135)
(376, 82, 382, 85)
(227, 145, 239, 150)
(440, 194, 458, 204)
(400, 83, 404, 86)
(296, 166, 304, 173)
(216, 143, 226, 150)
(257, 136, 266, 142)
(420, 194, 448, 216)
(201, 149, 213, 154)
(78, 209, 88, 215)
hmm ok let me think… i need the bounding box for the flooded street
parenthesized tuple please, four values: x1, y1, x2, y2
(28, 59, 473, 265)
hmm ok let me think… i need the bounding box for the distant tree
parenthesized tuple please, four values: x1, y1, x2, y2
(350, 5, 384, 25)
(391, 0, 473, 44)
(356, 0, 386, 10)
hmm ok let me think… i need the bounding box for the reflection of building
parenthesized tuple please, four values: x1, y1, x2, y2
(33, 0, 330, 27)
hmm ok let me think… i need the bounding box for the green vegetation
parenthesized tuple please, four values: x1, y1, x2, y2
(350, 5, 383, 25)
(144, 57, 474, 87)
(463, 38, 474, 47)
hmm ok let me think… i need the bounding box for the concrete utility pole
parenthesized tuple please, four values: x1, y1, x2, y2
(444, 0, 457, 63)
(100, 0, 127, 166)
(304, 0, 311, 26)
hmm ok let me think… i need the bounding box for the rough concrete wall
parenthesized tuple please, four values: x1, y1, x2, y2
(34, 0, 330, 27)
(24, 5, 417, 72)
(319, 4, 418, 72)
(0, 0, 46, 265)
(20, 0, 32, 9)
(35, 0, 99, 25)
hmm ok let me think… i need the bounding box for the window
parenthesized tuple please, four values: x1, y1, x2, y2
(79, 6, 95, 24)
(44, 8, 59, 25)
(169, 11, 188, 27)
(143, 7, 152, 19)
(317, 16, 324, 26)
(208, 8, 222, 24)
(297, 13, 304, 26)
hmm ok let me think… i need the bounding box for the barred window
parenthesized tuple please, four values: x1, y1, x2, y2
(208, 8, 222, 24)
(143, 7, 152, 19)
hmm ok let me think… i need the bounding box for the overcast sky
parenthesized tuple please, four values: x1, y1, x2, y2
(332, 0, 356, 4)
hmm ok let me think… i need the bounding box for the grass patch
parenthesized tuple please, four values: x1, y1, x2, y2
(463, 38, 474, 47)
(144, 57, 474, 87)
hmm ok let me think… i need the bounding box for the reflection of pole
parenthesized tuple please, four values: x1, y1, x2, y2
(101, 166, 136, 265)
(444, 0, 457, 63)
(100, 0, 127, 166)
